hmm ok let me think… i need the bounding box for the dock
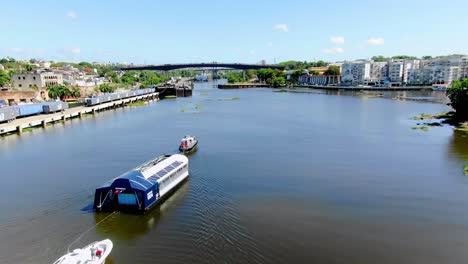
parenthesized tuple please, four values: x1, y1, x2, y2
(295, 85, 433, 91)
(0, 92, 159, 136)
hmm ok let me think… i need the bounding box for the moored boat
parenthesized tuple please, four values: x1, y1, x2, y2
(432, 84, 449, 91)
(179, 135, 198, 153)
(53, 239, 113, 264)
(94, 154, 189, 213)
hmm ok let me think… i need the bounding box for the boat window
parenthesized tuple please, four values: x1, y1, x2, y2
(118, 193, 138, 205)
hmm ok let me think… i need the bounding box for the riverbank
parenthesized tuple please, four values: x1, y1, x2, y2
(296, 84, 432, 91)
(411, 111, 468, 133)
(0, 92, 159, 137)
(218, 83, 269, 89)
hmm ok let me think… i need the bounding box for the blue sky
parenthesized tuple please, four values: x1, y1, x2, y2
(1, 0, 468, 64)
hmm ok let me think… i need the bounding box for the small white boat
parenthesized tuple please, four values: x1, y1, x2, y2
(53, 239, 113, 264)
(179, 135, 198, 153)
(432, 84, 448, 91)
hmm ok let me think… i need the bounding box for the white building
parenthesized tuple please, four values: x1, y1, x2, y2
(368, 62, 388, 84)
(12, 71, 63, 89)
(341, 60, 371, 85)
(425, 55, 468, 81)
(387, 59, 422, 84)
(388, 61, 404, 83)
(0, 64, 4, 71)
(407, 66, 459, 85)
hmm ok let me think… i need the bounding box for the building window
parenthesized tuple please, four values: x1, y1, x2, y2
(18, 77, 21, 80)
(19, 84, 22, 88)
(23, 77, 25, 80)
(33, 77, 36, 80)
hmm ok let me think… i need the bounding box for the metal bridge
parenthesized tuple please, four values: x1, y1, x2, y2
(120, 63, 285, 71)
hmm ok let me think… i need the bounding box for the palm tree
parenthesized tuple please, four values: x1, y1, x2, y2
(70, 87, 81, 98)
(47, 85, 72, 100)
(47, 85, 62, 99)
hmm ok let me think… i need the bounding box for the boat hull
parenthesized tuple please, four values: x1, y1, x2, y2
(179, 140, 198, 153)
(53, 239, 113, 264)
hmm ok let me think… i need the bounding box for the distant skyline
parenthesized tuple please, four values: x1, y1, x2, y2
(1, 0, 468, 64)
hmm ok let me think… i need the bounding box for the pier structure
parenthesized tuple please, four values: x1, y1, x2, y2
(0, 92, 158, 136)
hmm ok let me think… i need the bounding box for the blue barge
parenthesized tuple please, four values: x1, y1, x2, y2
(94, 154, 189, 213)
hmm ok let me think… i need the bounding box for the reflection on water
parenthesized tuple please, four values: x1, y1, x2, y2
(2, 82, 468, 264)
(449, 129, 468, 161)
(291, 88, 450, 104)
(239, 199, 468, 264)
(94, 182, 190, 241)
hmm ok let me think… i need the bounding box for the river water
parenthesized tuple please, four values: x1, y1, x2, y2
(1, 82, 468, 264)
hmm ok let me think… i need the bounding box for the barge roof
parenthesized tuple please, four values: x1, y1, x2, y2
(98, 154, 187, 192)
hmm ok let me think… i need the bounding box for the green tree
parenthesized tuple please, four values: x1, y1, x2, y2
(97, 83, 116, 93)
(139, 70, 168, 87)
(246, 69, 257, 80)
(310, 70, 320, 75)
(372, 56, 389, 62)
(422, 56, 433, 60)
(324, 65, 341, 75)
(271, 76, 286, 87)
(289, 70, 304, 83)
(257, 68, 278, 83)
(24, 64, 33, 72)
(0, 69, 11, 87)
(78, 61, 93, 69)
(223, 72, 246, 83)
(121, 71, 139, 85)
(391, 55, 418, 60)
(447, 79, 468, 118)
(8, 69, 19, 78)
(315, 60, 328, 67)
(70, 87, 81, 97)
(47, 85, 71, 100)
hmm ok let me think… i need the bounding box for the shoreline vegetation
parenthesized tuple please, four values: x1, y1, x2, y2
(411, 111, 468, 133)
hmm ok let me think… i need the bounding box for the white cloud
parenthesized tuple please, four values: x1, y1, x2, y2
(366, 37, 385, 46)
(323, 47, 345, 54)
(267, 42, 273, 47)
(6, 47, 45, 55)
(7, 48, 24, 53)
(64, 47, 81, 54)
(67, 10, 78, 19)
(330, 36, 345, 44)
(274, 24, 289, 32)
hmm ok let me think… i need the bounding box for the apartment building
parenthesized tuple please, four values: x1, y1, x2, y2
(341, 60, 371, 85)
(368, 62, 388, 84)
(407, 66, 459, 85)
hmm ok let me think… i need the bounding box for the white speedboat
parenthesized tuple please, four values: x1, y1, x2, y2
(53, 239, 113, 264)
(179, 135, 198, 153)
(432, 86, 448, 91)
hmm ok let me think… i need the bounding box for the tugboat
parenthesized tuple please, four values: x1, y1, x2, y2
(53, 239, 113, 264)
(179, 135, 198, 153)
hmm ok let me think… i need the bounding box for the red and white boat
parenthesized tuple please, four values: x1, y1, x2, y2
(179, 135, 198, 153)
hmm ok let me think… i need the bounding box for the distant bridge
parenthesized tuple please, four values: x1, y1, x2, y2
(120, 63, 285, 71)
